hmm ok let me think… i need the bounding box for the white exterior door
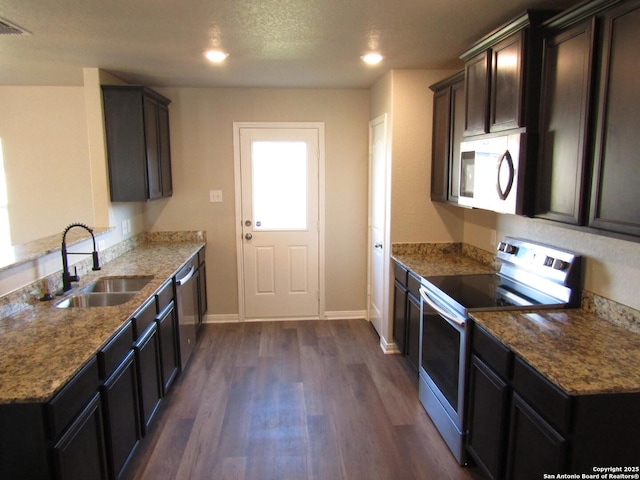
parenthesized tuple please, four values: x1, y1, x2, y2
(235, 124, 322, 320)
(368, 115, 388, 338)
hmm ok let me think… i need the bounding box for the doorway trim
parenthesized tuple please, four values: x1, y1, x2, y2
(367, 114, 397, 352)
(232, 122, 326, 322)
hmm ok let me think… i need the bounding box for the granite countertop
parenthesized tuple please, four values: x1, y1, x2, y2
(392, 247, 496, 278)
(392, 242, 640, 396)
(471, 309, 640, 395)
(0, 240, 204, 404)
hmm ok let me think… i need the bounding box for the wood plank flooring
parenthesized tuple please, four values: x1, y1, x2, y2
(124, 320, 484, 480)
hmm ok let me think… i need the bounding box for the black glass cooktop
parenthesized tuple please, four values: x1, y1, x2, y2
(422, 273, 562, 311)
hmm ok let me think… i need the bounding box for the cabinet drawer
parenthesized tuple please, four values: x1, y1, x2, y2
(155, 279, 174, 314)
(472, 323, 513, 379)
(407, 272, 422, 299)
(133, 298, 157, 339)
(393, 261, 408, 285)
(47, 357, 100, 440)
(97, 321, 134, 379)
(512, 357, 571, 434)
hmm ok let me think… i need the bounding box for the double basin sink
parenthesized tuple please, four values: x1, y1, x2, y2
(55, 276, 153, 308)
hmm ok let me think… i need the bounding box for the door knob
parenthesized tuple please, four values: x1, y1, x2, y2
(245, 233, 253, 240)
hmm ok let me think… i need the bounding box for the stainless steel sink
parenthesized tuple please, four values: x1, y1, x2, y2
(79, 276, 153, 293)
(55, 292, 136, 308)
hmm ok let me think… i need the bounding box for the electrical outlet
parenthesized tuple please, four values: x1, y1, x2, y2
(98, 240, 106, 251)
(209, 190, 223, 203)
(491, 230, 497, 247)
(121, 219, 127, 235)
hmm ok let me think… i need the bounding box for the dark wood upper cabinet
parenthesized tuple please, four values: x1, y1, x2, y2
(102, 86, 173, 202)
(535, 19, 595, 224)
(430, 71, 465, 204)
(491, 31, 525, 132)
(589, 0, 640, 236)
(534, 0, 640, 239)
(464, 52, 491, 136)
(461, 11, 553, 137)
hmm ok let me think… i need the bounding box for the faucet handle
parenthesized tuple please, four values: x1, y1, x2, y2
(69, 266, 80, 282)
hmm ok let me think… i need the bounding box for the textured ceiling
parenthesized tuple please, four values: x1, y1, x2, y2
(0, 0, 583, 88)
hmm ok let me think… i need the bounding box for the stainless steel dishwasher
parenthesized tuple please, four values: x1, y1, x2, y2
(175, 258, 198, 370)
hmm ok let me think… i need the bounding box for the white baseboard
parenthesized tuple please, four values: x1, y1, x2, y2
(202, 311, 367, 323)
(323, 310, 367, 320)
(379, 336, 401, 354)
(203, 313, 240, 323)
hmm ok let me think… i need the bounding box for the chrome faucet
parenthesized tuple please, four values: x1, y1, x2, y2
(61, 223, 101, 293)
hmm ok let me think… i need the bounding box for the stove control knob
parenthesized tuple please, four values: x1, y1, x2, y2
(544, 256, 555, 267)
(553, 259, 569, 270)
(504, 244, 518, 254)
(497, 242, 507, 251)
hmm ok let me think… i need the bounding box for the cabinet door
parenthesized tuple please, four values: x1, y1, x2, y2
(158, 103, 173, 197)
(405, 292, 421, 373)
(589, 0, 640, 236)
(536, 20, 594, 224)
(466, 355, 510, 480)
(102, 88, 147, 202)
(449, 77, 465, 203)
(157, 301, 179, 394)
(490, 31, 524, 132)
(464, 51, 491, 136)
(52, 393, 108, 480)
(134, 324, 162, 436)
(431, 86, 451, 202)
(506, 393, 567, 480)
(143, 96, 162, 200)
(101, 350, 141, 480)
(392, 279, 408, 354)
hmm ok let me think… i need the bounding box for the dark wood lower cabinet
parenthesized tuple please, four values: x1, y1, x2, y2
(505, 394, 567, 480)
(466, 355, 510, 480)
(52, 393, 109, 480)
(157, 301, 179, 395)
(392, 279, 408, 353)
(468, 322, 640, 479)
(101, 350, 141, 480)
(406, 292, 421, 371)
(134, 323, 163, 436)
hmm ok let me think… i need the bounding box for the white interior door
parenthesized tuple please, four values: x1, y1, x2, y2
(236, 125, 321, 320)
(368, 115, 388, 337)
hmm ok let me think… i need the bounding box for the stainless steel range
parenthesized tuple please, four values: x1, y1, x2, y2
(418, 237, 582, 465)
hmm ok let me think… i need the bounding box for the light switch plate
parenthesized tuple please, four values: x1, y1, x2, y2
(210, 190, 223, 202)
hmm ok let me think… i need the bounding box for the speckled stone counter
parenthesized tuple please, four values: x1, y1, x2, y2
(470, 309, 640, 395)
(392, 242, 496, 278)
(0, 240, 204, 404)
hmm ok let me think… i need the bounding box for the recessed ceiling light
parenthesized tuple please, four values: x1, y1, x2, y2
(204, 50, 229, 63)
(361, 53, 383, 65)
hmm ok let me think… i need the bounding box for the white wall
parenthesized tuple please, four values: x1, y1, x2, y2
(147, 87, 371, 317)
(0, 87, 94, 244)
(371, 69, 466, 246)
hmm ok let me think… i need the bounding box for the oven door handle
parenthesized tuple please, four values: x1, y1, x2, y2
(420, 287, 466, 327)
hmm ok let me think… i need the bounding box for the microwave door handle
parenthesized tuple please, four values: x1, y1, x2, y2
(419, 288, 466, 327)
(496, 150, 515, 200)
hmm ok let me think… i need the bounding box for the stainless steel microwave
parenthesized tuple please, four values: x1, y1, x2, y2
(457, 133, 526, 215)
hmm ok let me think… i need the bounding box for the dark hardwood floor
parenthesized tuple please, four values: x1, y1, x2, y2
(124, 319, 484, 480)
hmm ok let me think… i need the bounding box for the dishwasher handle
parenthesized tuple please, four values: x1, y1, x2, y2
(420, 287, 466, 328)
(176, 265, 196, 286)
